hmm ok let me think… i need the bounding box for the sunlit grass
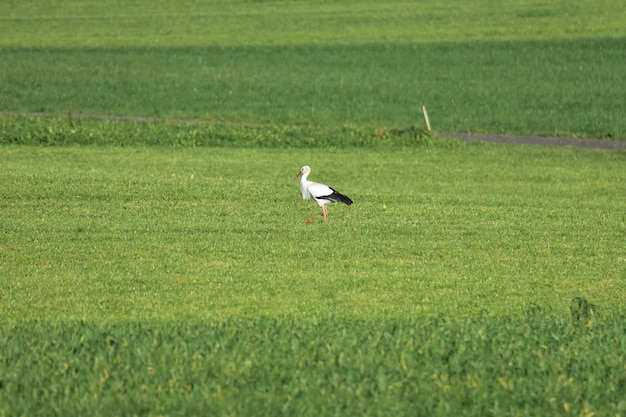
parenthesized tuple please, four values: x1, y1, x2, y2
(1, 0, 624, 47)
(2, 144, 625, 322)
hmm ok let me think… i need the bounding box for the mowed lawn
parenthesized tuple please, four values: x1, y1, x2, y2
(1, 144, 625, 322)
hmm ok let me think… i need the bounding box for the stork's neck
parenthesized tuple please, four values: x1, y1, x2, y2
(299, 173, 312, 198)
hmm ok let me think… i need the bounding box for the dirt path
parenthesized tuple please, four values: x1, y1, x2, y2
(439, 132, 626, 151)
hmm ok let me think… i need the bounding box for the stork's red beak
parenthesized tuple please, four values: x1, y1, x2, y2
(293, 171, 303, 181)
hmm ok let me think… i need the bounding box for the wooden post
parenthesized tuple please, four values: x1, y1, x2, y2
(421, 105, 431, 133)
(67, 105, 74, 128)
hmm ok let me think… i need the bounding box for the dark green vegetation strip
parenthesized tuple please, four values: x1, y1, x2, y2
(0, 115, 435, 147)
(2, 311, 625, 416)
(2, 38, 624, 139)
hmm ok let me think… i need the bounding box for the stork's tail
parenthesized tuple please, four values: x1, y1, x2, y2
(332, 191, 353, 205)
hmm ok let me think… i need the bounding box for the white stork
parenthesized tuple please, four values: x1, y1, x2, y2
(293, 165, 353, 224)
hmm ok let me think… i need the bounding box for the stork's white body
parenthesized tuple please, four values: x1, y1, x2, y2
(293, 166, 353, 224)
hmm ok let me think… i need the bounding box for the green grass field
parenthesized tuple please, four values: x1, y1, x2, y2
(1, 138, 625, 415)
(3, 0, 623, 48)
(3, 316, 626, 416)
(1, 0, 626, 415)
(1, 0, 625, 137)
(2, 143, 626, 321)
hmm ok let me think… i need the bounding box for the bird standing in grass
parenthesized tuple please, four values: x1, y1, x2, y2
(293, 165, 353, 224)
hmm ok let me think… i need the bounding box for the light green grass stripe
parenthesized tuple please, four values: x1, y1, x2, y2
(1, 0, 624, 47)
(1, 146, 625, 322)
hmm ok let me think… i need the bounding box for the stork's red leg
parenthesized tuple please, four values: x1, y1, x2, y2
(305, 214, 321, 224)
(305, 206, 329, 224)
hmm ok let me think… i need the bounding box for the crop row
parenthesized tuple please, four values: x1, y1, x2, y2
(2, 308, 625, 416)
(0, 115, 435, 148)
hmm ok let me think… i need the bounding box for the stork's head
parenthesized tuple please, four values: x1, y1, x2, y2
(293, 165, 311, 181)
